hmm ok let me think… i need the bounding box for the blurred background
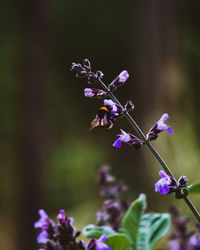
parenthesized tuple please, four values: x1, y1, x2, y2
(0, 0, 200, 249)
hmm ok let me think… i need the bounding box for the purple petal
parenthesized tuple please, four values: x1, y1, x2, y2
(160, 184, 170, 195)
(57, 209, 66, 223)
(34, 209, 48, 228)
(159, 113, 169, 123)
(159, 170, 169, 178)
(119, 129, 131, 142)
(99, 234, 107, 242)
(37, 230, 49, 244)
(168, 240, 181, 250)
(104, 99, 115, 107)
(155, 177, 170, 195)
(118, 70, 129, 83)
(113, 138, 122, 148)
(96, 234, 111, 250)
(167, 126, 173, 135)
(84, 88, 94, 97)
(157, 122, 168, 131)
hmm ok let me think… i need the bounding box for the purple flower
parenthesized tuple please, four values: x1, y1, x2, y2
(34, 209, 50, 244)
(34, 209, 49, 229)
(157, 113, 173, 134)
(37, 230, 49, 244)
(108, 70, 129, 92)
(113, 129, 131, 148)
(113, 129, 143, 149)
(96, 235, 111, 250)
(155, 171, 177, 195)
(87, 235, 111, 250)
(147, 113, 172, 141)
(189, 235, 200, 248)
(168, 240, 181, 250)
(97, 165, 115, 185)
(84, 88, 107, 99)
(103, 99, 121, 116)
(57, 209, 66, 224)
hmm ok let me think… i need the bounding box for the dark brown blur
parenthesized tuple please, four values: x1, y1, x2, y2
(0, 0, 200, 249)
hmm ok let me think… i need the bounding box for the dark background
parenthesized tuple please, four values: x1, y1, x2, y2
(0, 0, 200, 249)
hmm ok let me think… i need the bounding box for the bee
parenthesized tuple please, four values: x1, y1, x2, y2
(89, 106, 114, 131)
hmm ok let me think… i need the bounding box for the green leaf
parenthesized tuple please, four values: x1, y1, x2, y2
(82, 224, 116, 238)
(188, 182, 200, 193)
(106, 234, 132, 250)
(137, 213, 171, 250)
(121, 194, 147, 247)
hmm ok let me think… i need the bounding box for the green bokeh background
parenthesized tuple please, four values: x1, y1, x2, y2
(0, 0, 200, 249)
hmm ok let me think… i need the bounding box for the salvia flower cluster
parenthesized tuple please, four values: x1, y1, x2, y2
(96, 165, 130, 231)
(168, 206, 200, 250)
(34, 209, 111, 250)
(71, 59, 189, 198)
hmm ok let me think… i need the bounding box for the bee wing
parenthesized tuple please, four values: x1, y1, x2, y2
(89, 115, 99, 131)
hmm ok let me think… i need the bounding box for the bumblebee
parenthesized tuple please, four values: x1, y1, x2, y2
(89, 106, 114, 131)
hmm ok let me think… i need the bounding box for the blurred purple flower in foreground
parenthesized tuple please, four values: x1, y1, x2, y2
(147, 113, 172, 141)
(87, 235, 111, 250)
(34, 209, 52, 244)
(168, 206, 200, 250)
(34, 209, 111, 250)
(96, 165, 130, 231)
(155, 170, 177, 195)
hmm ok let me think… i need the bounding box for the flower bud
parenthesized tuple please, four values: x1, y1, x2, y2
(124, 100, 134, 112)
(96, 70, 104, 79)
(84, 88, 107, 99)
(70, 62, 87, 78)
(83, 58, 91, 71)
(178, 176, 188, 187)
(108, 70, 129, 92)
(88, 72, 98, 84)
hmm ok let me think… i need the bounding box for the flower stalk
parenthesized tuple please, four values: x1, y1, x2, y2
(97, 78, 200, 224)
(71, 60, 200, 224)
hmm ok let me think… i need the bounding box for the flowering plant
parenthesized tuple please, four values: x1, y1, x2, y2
(70, 59, 200, 221)
(34, 166, 171, 250)
(34, 58, 200, 249)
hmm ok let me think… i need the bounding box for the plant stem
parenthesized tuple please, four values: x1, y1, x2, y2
(99, 78, 200, 223)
